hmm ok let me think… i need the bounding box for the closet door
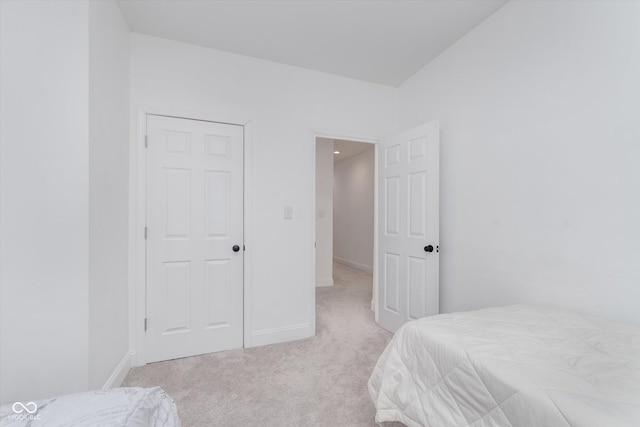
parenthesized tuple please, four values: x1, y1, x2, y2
(146, 115, 244, 362)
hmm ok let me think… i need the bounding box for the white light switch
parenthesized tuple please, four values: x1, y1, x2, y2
(284, 206, 293, 220)
(318, 209, 325, 219)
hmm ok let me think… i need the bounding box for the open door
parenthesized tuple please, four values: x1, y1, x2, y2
(377, 121, 439, 333)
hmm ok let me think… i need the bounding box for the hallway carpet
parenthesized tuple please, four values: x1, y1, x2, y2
(123, 263, 393, 426)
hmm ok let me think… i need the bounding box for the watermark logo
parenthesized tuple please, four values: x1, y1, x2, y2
(12, 402, 37, 414)
(9, 401, 41, 421)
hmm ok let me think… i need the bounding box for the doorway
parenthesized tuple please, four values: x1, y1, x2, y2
(314, 137, 377, 317)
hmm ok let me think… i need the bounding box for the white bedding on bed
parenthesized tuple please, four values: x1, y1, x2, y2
(369, 304, 640, 427)
(0, 387, 180, 427)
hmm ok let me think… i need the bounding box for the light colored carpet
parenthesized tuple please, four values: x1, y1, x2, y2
(123, 263, 394, 426)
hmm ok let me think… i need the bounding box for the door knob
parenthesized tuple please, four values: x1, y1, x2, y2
(232, 245, 240, 252)
(424, 245, 434, 253)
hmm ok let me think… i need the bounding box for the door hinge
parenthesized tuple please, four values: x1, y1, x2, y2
(144, 227, 148, 240)
(144, 134, 148, 148)
(144, 318, 147, 332)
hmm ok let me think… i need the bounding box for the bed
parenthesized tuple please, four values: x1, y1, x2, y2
(0, 386, 180, 426)
(369, 304, 640, 427)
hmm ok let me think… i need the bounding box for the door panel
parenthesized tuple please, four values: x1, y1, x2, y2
(204, 259, 231, 328)
(384, 252, 400, 313)
(163, 168, 191, 238)
(205, 171, 231, 237)
(146, 115, 244, 363)
(163, 261, 191, 332)
(408, 172, 427, 237)
(378, 121, 439, 333)
(385, 176, 400, 236)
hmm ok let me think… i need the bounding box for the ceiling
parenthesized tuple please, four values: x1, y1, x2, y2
(333, 139, 373, 165)
(117, 0, 507, 86)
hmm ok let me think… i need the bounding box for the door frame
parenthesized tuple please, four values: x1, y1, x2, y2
(309, 130, 380, 332)
(130, 106, 253, 366)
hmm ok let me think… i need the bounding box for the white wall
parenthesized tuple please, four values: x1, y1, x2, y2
(398, 0, 640, 323)
(88, 0, 130, 389)
(333, 147, 375, 273)
(130, 34, 397, 346)
(0, 0, 131, 404)
(0, 0, 90, 404)
(315, 138, 334, 286)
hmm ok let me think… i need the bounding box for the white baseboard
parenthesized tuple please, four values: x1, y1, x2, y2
(250, 323, 311, 347)
(316, 278, 334, 287)
(102, 351, 134, 390)
(334, 256, 373, 273)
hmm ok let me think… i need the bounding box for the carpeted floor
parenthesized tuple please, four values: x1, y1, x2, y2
(123, 263, 394, 426)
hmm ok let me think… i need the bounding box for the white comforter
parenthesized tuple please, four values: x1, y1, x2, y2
(369, 305, 640, 427)
(0, 387, 180, 427)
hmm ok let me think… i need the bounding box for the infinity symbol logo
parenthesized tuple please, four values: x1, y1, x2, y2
(12, 402, 38, 414)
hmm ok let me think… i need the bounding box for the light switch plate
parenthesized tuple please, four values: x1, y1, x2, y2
(284, 205, 293, 220)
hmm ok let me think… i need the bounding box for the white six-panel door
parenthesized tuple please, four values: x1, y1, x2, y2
(378, 121, 440, 333)
(146, 115, 244, 363)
